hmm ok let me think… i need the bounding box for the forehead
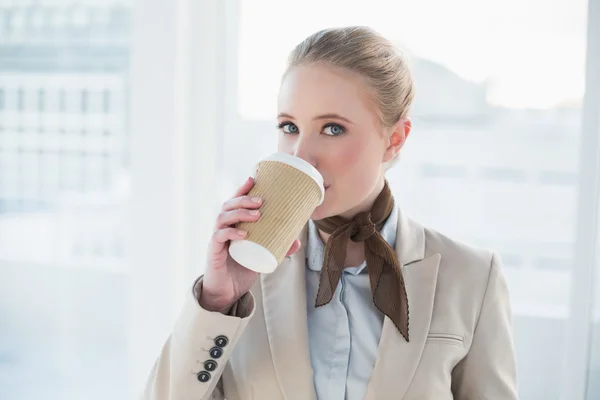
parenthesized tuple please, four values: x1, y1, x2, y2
(277, 64, 377, 121)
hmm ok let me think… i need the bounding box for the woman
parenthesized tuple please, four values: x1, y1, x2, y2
(142, 26, 518, 400)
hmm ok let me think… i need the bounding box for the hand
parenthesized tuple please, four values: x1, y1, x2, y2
(200, 177, 301, 313)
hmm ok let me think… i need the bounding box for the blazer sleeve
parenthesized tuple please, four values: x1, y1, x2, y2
(451, 253, 519, 399)
(140, 277, 255, 400)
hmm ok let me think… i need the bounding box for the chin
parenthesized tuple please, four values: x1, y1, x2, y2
(310, 194, 342, 221)
(310, 206, 329, 221)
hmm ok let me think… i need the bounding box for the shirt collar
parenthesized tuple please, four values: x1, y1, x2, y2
(306, 204, 399, 275)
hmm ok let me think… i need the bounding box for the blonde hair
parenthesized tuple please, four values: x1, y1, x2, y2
(286, 26, 415, 169)
(287, 26, 415, 128)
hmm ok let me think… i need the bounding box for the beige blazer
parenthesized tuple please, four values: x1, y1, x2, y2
(141, 208, 518, 400)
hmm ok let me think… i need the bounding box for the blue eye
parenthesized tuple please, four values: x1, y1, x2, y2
(278, 122, 299, 134)
(323, 124, 345, 136)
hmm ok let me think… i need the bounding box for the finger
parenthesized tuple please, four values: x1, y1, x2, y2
(285, 239, 302, 257)
(222, 195, 262, 212)
(211, 228, 247, 254)
(215, 208, 260, 230)
(231, 177, 255, 199)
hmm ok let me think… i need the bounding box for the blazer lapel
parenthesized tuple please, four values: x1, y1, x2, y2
(364, 209, 441, 400)
(261, 226, 317, 400)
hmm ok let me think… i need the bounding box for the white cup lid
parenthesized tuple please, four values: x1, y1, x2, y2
(229, 240, 278, 273)
(257, 152, 325, 204)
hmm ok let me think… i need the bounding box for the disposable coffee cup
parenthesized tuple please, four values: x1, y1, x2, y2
(229, 152, 325, 273)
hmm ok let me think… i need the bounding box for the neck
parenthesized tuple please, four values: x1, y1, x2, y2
(337, 178, 386, 221)
(317, 177, 387, 267)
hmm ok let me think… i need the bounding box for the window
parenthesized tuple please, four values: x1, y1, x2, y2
(16, 87, 24, 111)
(37, 88, 44, 112)
(539, 171, 578, 186)
(59, 88, 66, 112)
(480, 167, 527, 183)
(102, 88, 110, 114)
(420, 164, 468, 179)
(81, 89, 88, 114)
(0, 2, 133, 399)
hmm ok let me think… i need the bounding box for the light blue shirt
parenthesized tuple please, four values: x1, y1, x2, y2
(305, 205, 399, 400)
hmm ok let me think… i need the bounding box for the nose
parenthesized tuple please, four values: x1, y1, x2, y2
(291, 136, 318, 168)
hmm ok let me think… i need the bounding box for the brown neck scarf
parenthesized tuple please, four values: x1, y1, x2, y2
(313, 180, 409, 341)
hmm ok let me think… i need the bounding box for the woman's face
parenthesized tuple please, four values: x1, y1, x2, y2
(277, 64, 408, 220)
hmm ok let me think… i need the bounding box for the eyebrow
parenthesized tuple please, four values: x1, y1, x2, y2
(277, 112, 354, 125)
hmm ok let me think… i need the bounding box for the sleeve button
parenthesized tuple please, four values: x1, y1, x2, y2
(214, 335, 229, 347)
(197, 371, 211, 383)
(204, 360, 218, 371)
(209, 346, 223, 359)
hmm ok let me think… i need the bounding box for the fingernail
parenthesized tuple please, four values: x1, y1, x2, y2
(238, 230, 247, 236)
(249, 210, 260, 215)
(252, 197, 262, 203)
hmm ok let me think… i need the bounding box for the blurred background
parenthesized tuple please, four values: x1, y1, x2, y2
(0, 0, 599, 399)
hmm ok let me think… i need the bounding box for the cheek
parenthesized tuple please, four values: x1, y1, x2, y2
(327, 135, 380, 177)
(331, 145, 360, 170)
(277, 134, 293, 154)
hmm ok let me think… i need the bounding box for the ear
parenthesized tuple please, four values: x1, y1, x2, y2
(383, 117, 411, 163)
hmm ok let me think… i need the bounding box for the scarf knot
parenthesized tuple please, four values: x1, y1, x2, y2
(351, 212, 377, 242)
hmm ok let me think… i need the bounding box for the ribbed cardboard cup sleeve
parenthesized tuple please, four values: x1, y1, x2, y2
(235, 160, 323, 266)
